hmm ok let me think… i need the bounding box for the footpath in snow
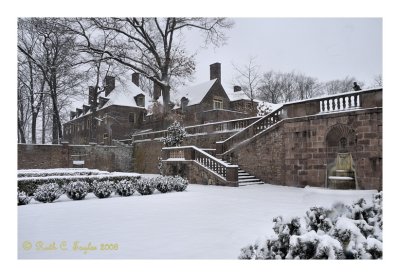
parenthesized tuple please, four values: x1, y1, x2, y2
(18, 181, 376, 259)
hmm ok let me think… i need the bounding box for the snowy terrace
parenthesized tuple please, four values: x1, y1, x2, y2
(18, 178, 377, 259)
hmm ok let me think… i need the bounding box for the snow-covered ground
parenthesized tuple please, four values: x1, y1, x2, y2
(18, 179, 377, 259)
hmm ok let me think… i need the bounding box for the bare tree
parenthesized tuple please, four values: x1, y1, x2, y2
(321, 76, 364, 95)
(68, 17, 233, 112)
(373, 74, 383, 87)
(18, 18, 84, 144)
(295, 73, 322, 100)
(232, 56, 261, 109)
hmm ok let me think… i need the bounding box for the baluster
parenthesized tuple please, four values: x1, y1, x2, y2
(339, 97, 343, 110)
(351, 96, 355, 107)
(354, 94, 359, 107)
(333, 98, 338, 111)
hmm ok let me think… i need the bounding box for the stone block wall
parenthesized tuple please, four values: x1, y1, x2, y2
(133, 130, 238, 174)
(228, 108, 382, 190)
(18, 143, 134, 172)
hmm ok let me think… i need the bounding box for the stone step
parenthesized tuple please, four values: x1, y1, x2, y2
(238, 178, 262, 183)
(239, 181, 264, 186)
(239, 175, 256, 179)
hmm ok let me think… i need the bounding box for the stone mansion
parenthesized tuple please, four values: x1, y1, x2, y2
(63, 63, 260, 145)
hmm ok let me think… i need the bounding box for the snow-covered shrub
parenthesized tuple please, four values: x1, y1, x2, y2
(33, 183, 63, 203)
(161, 120, 187, 147)
(18, 173, 140, 195)
(136, 178, 156, 195)
(18, 190, 32, 205)
(172, 176, 189, 192)
(156, 176, 174, 193)
(239, 192, 383, 260)
(115, 179, 136, 197)
(64, 181, 89, 200)
(92, 180, 114, 199)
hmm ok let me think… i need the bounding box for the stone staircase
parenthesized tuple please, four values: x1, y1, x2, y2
(217, 158, 264, 186)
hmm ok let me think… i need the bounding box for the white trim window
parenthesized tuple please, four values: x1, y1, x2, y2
(213, 99, 223, 110)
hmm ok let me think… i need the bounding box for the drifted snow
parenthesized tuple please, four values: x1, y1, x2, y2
(18, 181, 376, 259)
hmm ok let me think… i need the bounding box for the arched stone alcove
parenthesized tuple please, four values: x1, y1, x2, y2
(325, 124, 358, 189)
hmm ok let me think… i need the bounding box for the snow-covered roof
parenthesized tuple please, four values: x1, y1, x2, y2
(98, 75, 152, 110)
(69, 76, 153, 122)
(171, 79, 217, 108)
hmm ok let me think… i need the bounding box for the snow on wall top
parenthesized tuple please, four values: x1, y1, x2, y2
(171, 79, 217, 109)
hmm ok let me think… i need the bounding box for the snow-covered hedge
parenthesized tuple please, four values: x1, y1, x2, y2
(64, 181, 90, 200)
(156, 176, 175, 193)
(172, 176, 189, 192)
(136, 178, 156, 195)
(18, 190, 32, 205)
(92, 180, 114, 199)
(33, 183, 63, 203)
(18, 173, 140, 195)
(17, 168, 109, 178)
(115, 179, 136, 197)
(239, 192, 382, 260)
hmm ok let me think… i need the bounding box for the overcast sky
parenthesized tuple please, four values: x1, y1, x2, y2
(184, 18, 382, 87)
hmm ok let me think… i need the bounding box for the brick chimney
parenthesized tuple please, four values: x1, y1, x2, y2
(132, 73, 140, 87)
(181, 97, 189, 112)
(234, 85, 242, 92)
(104, 76, 115, 97)
(210, 62, 221, 82)
(76, 108, 83, 117)
(70, 111, 76, 120)
(153, 81, 161, 101)
(88, 86, 96, 106)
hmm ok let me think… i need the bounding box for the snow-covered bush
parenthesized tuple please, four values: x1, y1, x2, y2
(18, 173, 140, 195)
(33, 183, 63, 203)
(239, 192, 382, 260)
(172, 176, 189, 192)
(156, 176, 175, 193)
(64, 181, 89, 200)
(136, 178, 156, 195)
(115, 179, 136, 197)
(92, 180, 114, 199)
(161, 120, 187, 147)
(18, 190, 32, 205)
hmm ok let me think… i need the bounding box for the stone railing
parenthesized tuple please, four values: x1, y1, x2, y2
(216, 107, 284, 155)
(216, 88, 382, 155)
(162, 146, 238, 182)
(131, 116, 261, 141)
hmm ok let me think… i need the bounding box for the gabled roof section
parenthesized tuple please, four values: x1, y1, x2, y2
(98, 75, 152, 110)
(172, 79, 217, 108)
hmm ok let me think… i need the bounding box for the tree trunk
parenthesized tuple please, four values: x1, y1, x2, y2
(162, 85, 171, 112)
(18, 119, 26, 143)
(31, 115, 37, 144)
(42, 98, 45, 144)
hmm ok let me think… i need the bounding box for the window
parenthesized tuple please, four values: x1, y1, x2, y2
(128, 113, 136, 123)
(103, 133, 109, 140)
(213, 99, 223, 110)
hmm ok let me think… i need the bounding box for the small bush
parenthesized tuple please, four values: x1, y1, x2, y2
(156, 176, 174, 193)
(238, 192, 383, 260)
(172, 176, 189, 192)
(115, 179, 136, 197)
(136, 178, 156, 195)
(92, 180, 114, 199)
(18, 190, 32, 205)
(64, 181, 89, 200)
(33, 183, 63, 203)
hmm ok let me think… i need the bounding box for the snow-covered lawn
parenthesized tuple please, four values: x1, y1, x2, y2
(18, 179, 376, 259)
